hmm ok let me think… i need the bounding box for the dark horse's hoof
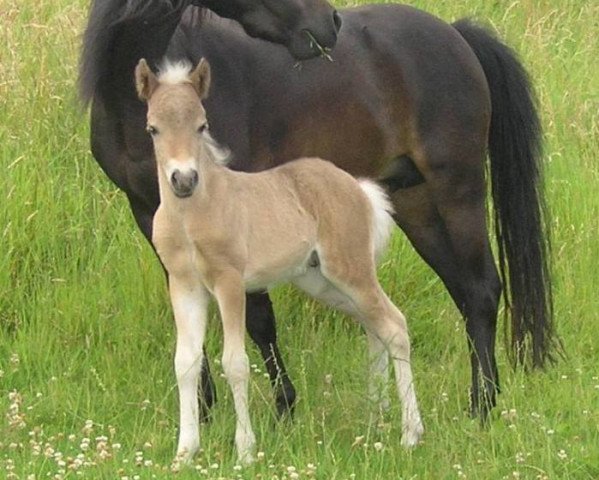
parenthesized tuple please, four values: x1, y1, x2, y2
(468, 389, 498, 424)
(275, 384, 297, 419)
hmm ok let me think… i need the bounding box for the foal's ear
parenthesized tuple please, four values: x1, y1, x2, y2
(190, 58, 211, 99)
(135, 59, 158, 102)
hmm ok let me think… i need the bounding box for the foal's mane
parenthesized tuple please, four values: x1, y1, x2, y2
(78, 0, 198, 106)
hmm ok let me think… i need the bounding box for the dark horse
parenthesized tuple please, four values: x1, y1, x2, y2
(80, 0, 556, 420)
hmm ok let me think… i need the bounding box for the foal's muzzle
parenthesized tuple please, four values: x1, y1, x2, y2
(170, 169, 199, 198)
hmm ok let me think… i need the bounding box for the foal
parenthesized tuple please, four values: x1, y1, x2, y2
(135, 58, 423, 464)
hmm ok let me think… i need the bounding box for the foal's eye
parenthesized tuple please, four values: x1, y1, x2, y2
(197, 123, 208, 134)
(146, 125, 158, 136)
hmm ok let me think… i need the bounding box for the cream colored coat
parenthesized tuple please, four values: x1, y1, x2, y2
(135, 58, 423, 465)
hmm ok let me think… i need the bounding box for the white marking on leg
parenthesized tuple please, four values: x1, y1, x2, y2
(170, 279, 210, 463)
(355, 289, 423, 447)
(214, 274, 256, 465)
(222, 347, 255, 465)
(367, 332, 390, 412)
(383, 307, 423, 447)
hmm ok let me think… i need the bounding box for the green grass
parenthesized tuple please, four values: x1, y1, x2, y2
(1, 0, 598, 478)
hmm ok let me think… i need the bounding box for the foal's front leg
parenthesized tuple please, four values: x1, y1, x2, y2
(170, 277, 210, 463)
(213, 271, 255, 465)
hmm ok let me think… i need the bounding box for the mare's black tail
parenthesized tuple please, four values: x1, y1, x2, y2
(452, 19, 560, 367)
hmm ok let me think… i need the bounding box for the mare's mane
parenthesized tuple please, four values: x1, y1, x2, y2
(78, 0, 200, 106)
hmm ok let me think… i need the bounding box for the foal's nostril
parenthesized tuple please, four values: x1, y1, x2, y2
(170, 169, 199, 197)
(332, 10, 342, 32)
(171, 170, 181, 189)
(189, 170, 199, 189)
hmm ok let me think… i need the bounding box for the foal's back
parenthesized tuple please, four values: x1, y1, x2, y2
(227, 158, 377, 289)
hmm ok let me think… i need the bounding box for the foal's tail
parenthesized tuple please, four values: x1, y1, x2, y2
(358, 179, 395, 262)
(453, 19, 560, 367)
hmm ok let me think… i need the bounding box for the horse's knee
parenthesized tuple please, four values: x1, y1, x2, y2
(364, 306, 411, 358)
(175, 344, 203, 381)
(222, 350, 250, 385)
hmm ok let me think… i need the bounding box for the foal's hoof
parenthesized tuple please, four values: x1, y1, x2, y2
(172, 447, 197, 471)
(401, 420, 424, 448)
(238, 451, 255, 466)
(236, 432, 256, 466)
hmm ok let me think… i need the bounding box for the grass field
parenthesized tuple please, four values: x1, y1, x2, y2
(1, 0, 598, 478)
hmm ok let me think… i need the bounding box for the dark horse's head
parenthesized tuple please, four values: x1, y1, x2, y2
(199, 0, 341, 60)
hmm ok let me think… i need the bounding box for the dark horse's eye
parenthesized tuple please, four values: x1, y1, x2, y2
(146, 125, 158, 136)
(197, 123, 208, 134)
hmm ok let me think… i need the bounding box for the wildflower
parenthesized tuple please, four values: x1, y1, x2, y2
(80, 438, 90, 451)
(9, 353, 20, 368)
(81, 421, 94, 438)
(557, 449, 567, 460)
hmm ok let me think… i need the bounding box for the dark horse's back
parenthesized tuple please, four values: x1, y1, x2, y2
(169, 4, 490, 177)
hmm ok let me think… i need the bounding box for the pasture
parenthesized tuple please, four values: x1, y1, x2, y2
(0, 0, 597, 478)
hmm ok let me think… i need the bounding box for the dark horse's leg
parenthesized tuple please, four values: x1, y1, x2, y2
(127, 194, 217, 421)
(391, 160, 502, 419)
(246, 292, 296, 416)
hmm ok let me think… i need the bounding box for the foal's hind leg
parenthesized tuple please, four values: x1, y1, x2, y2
(392, 156, 502, 419)
(367, 333, 391, 413)
(293, 269, 390, 413)
(354, 287, 423, 446)
(314, 258, 423, 446)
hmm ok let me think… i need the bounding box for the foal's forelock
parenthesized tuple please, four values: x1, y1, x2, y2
(157, 60, 194, 85)
(155, 61, 232, 166)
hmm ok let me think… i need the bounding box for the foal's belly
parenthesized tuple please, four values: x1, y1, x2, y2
(243, 241, 315, 292)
